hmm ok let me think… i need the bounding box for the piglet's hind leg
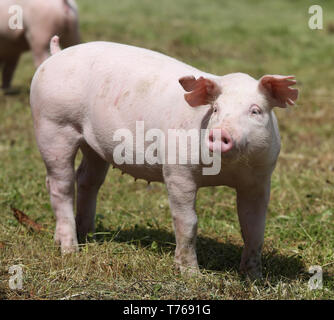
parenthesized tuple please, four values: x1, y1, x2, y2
(75, 143, 109, 241)
(36, 121, 80, 254)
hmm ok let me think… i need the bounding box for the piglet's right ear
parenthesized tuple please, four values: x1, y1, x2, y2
(179, 76, 221, 107)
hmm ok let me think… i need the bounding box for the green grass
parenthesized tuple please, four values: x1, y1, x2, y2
(0, 0, 333, 299)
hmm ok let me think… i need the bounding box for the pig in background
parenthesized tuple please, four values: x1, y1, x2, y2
(30, 38, 298, 279)
(0, 0, 80, 91)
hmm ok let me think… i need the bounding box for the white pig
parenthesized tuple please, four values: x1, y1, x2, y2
(0, 0, 79, 90)
(30, 37, 298, 278)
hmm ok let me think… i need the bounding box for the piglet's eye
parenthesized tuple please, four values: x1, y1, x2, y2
(250, 104, 262, 115)
(213, 107, 218, 113)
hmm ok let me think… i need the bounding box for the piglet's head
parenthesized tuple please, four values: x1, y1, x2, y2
(179, 73, 299, 159)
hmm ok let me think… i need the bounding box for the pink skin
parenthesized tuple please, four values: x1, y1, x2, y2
(0, 0, 80, 90)
(30, 40, 298, 278)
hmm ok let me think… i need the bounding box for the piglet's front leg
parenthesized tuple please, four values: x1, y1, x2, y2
(236, 179, 271, 279)
(163, 166, 199, 275)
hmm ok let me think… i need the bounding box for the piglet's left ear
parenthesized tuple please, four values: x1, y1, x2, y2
(259, 75, 298, 108)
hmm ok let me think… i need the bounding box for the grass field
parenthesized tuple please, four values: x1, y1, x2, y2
(0, 0, 333, 300)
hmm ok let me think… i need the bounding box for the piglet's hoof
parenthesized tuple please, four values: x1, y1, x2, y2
(240, 264, 263, 280)
(175, 263, 201, 277)
(55, 234, 79, 255)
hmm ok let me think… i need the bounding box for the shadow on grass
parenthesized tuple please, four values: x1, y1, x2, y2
(93, 224, 305, 282)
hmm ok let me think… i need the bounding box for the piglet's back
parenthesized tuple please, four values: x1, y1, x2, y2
(30, 41, 203, 125)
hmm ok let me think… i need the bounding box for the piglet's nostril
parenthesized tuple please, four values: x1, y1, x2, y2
(222, 137, 229, 144)
(209, 131, 215, 142)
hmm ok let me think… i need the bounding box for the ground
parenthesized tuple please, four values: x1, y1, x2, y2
(0, 0, 333, 299)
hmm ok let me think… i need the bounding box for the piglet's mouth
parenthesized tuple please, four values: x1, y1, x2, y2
(207, 129, 234, 153)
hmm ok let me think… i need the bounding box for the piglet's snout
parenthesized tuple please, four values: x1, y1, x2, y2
(208, 129, 234, 153)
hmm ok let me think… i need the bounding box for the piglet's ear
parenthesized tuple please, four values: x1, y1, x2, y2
(259, 75, 298, 108)
(179, 76, 221, 107)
